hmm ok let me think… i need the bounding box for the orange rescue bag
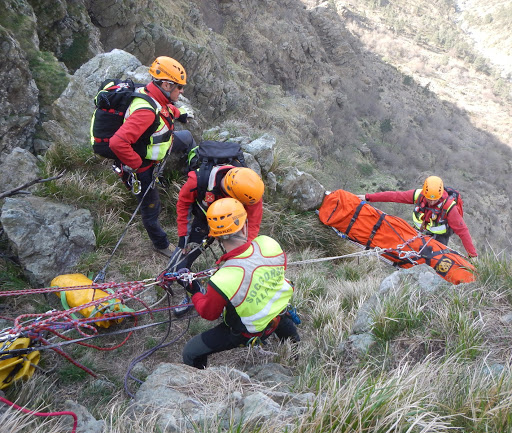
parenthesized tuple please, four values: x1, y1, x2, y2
(318, 189, 475, 285)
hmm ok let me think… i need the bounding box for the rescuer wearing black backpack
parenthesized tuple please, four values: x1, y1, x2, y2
(106, 56, 195, 258)
(171, 165, 265, 316)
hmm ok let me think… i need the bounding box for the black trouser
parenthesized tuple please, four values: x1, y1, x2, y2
(137, 167, 168, 249)
(182, 315, 300, 369)
(134, 130, 196, 250)
(431, 232, 451, 247)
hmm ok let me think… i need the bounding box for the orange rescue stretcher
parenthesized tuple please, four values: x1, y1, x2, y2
(318, 189, 476, 285)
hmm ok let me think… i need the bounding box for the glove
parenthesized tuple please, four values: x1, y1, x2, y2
(177, 107, 195, 123)
(177, 112, 188, 123)
(468, 255, 478, 263)
(188, 280, 202, 296)
(122, 165, 136, 174)
(183, 242, 200, 255)
(356, 194, 366, 201)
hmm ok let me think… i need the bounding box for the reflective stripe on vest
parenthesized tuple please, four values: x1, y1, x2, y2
(412, 189, 456, 234)
(125, 89, 173, 161)
(210, 236, 293, 333)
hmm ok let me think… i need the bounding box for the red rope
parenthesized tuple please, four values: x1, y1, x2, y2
(39, 337, 98, 378)
(42, 315, 137, 351)
(12, 281, 146, 334)
(0, 396, 78, 433)
(0, 280, 147, 297)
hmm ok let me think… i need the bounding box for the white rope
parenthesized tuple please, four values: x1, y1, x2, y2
(287, 247, 387, 266)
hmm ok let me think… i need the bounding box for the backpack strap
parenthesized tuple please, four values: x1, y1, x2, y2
(195, 159, 215, 205)
(132, 92, 158, 111)
(439, 196, 457, 220)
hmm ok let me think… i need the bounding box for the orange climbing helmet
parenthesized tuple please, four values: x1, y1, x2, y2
(422, 176, 444, 200)
(223, 167, 264, 205)
(206, 198, 247, 237)
(149, 56, 187, 85)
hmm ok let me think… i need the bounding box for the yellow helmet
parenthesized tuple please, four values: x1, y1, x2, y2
(149, 56, 187, 85)
(223, 167, 264, 205)
(422, 176, 444, 200)
(206, 198, 247, 237)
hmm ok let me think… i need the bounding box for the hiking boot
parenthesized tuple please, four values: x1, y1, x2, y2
(174, 295, 192, 317)
(153, 245, 175, 258)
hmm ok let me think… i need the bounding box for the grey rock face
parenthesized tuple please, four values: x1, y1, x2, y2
(133, 362, 312, 432)
(0, 27, 39, 156)
(1, 196, 96, 286)
(0, 147, 39, 195)
(278, 167, 326, 211)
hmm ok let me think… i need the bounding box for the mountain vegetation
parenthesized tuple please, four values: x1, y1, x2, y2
(1, 0, 512, 431)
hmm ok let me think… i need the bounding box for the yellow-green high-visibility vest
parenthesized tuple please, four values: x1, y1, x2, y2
(412, 189, 456, 234)
(125, 88, 174, 161)
(210, 235, 293, 333)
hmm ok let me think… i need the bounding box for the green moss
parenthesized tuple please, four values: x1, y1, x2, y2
(29, 51, 69, 108)
(60, 33, 90, 72)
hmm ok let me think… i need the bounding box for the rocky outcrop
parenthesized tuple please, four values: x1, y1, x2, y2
(0, 196, 96, 286)
(0, 148, 40, 195)
(0, 26, 39, 156)
(339, 264, 449, 355)
(29, 0, 103, 72)
(133, 363, 314, 432)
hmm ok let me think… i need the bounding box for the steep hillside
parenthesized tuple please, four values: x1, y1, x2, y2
(1, 0, 511, 253)
(3, 2, 512, 431)
(457, 0, 512, 78)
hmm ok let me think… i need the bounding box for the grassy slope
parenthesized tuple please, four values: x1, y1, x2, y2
(3, 0, 512, 431)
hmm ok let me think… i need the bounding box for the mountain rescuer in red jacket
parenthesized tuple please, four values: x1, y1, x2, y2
(172, 166, 265, 316)
(182, 198, 300, 369)
(356, 176, 478, 257)
(109, 56, 195, 258)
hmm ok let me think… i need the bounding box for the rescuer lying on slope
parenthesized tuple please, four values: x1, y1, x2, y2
(356, 175, 477, 258)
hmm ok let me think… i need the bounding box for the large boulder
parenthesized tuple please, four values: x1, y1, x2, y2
(43, 49, 147, 147)
(0, 196, 96, 286)
(278, 167, 325, 211)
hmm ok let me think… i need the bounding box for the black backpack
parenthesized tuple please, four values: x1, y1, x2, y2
(90, 79, 159, 160)
(187, 140, 247, 203)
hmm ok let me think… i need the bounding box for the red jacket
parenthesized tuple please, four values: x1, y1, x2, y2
(191, 240, 252, 320)
(109, 82, 181, 172)
(176, 167, 263, 241)
(365, 189, 478, 257)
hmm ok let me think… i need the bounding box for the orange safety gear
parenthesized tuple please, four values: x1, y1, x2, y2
(206, 198, 247, 237)
(149, 56, 187, 85)
(223, 167, 264, 205)
(422, 176, 444, 201)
